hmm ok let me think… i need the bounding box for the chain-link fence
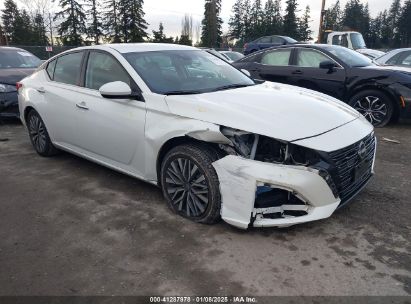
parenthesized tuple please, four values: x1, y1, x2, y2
(13, 46, 77, 60)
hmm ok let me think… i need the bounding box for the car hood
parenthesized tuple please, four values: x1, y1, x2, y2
(165, 82, 360, 142)
(0, 68, 36, 85)
(364, 65, 411, 74)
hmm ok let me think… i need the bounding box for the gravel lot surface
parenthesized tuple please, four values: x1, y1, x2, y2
(0, 121, 410, 296)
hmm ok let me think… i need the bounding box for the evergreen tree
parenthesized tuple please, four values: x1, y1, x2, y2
(250, 0, 263, 38)
(54, 0, 86, 45)
(85, 0, 103, 44)
(283, 0, 299, 39)
(262, 0, 282, 36)
(103, 0, 121, 42)
(33, 13, 49, 45)
(118, 0, 148, 42)
(201, 0, 223, 47)
(341, 0, 368, 34)
(322, 1, 341, 32)
(242, 0, 252, 41)
(397, 0, 411, 46)
(298, 5, 312, 41)
(1, 0, 19, 44)
(152, 22, 165, 42)
(103, 0, 121, 43)
(379, 10, 391, 47)
(151, 22, 174, 43)
(179, 35, 192, 46)
(11, 9, 33, 45)
(228, 0, 244, 40)
(388, 0, 401, 47)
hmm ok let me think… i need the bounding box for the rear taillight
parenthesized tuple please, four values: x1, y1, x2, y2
(244, 43, 248, 50)
(16, 82, 23, 90)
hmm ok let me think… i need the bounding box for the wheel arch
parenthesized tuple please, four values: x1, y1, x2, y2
(23, 106, 36, 123)
(155, 136, 224, 186)
(347, 84, 401, 118)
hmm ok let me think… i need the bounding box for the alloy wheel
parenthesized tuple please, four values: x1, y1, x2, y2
(353, 96, 388, 125)
(165, 157, 209, 217)
(28, 114, 47, 153)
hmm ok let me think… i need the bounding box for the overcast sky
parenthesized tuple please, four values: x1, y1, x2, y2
(0, 0, 393, 40)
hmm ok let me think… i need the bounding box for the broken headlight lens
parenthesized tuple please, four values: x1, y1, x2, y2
(0, 84, 17, 93)
(220, 127, 320, 165)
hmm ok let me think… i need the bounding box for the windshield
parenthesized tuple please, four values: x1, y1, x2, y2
(223, 52, 244, 61)
(323, 45, 373, 67)
(350, 33, 366, 49)
(0, 49, 41, 68)
(123, 50, 254, 95)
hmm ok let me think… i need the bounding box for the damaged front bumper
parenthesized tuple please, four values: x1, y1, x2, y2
(0, 91, 19, 118)
(213, 155, 342, 229)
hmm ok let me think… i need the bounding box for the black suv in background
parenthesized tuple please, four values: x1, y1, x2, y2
(0, 47, 41, 119)
(233, 44, 411, 127)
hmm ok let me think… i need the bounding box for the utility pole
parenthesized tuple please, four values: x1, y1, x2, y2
(317, 0, 326, 43)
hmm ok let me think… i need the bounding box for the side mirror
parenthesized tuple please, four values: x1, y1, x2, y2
(319, 60, 336, 71)
(99, 81, 132, 99)
(241, 69, 251, 77)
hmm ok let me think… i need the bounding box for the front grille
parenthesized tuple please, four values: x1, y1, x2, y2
(328, 133, 376, 204)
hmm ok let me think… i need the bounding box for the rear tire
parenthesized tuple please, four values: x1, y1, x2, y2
(27, 110, 59, 157)
(160, 143, 221, 224)
(348, 90, 393, 127)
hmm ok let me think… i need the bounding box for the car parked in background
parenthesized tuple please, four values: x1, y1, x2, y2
(219, 51, 244, 63)
(233, 44, 411, 127)
(0, 47, 41, 119)
(356, 49, 385, 60)
(323, 31, 385, 59)
(18, 43, 375, 229)
(243, 35, 297, 55)
(375, 48, 411, 67)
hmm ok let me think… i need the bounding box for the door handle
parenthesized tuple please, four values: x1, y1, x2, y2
(292, 70, 303, 75)
(76, 101, 89, 110)
(36, 87, 46, 93)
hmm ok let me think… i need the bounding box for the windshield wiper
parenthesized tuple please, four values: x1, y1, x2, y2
(164, 90, 203, 95)
(212, 83, 255, 92)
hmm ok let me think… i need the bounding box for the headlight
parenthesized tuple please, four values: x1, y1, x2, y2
(220, 126, 320, 165)
(0, 84, 17, 93)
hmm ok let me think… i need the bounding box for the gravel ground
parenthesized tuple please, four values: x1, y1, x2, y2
(0, 121, 410, 296)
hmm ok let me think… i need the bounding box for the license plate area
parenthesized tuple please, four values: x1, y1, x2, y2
(355, 159, 371, 181)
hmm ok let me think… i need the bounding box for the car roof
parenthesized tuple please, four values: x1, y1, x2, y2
(102, 43, 197, 53)
(0, 46, 27, 52)
(263, 43, 329, 50)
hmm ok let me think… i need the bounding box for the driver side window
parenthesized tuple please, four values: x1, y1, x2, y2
(85, 51, 130, 90)
(297, 49, 331, 68)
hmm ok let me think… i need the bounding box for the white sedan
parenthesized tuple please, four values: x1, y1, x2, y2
(18, 43, 376, 229)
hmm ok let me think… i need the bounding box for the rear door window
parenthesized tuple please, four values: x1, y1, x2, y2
(271, 36, 284, 44)
(258, 37, 271, 43)
(297, 49, 331, 68)
(261, 49, 292, 66)
(53, 52, 84, 86)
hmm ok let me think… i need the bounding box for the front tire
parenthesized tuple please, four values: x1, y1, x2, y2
(27, 110, 59, 157)
(160, 143, 221, 224)
(349, 90, 393, 127)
